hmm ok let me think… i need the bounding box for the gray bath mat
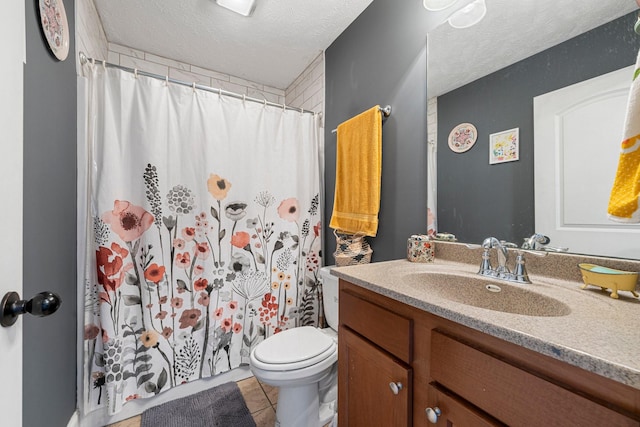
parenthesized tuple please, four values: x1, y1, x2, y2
(141, 381, 256, 427)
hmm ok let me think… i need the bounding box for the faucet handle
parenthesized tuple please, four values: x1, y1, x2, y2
(464, 243, 482, 250)
(516, 248, 548, 257)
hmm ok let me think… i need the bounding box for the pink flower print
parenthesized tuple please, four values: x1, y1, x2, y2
(159, 296, 168, 304)
(221, 317, 233, 333)
(277, 198, 300, 222)
(182, 227, 196, 241)
(144, 263, 165, 284)
(214, 307, 223, 320)
(230, 231, 250, 249)
(175, 252, 190, 269)
(194, 278, 208, 291)
(173, 238, 185, 250)
(84, 324, 100, 340)
(194, 264, 205, 276)
(171, 297, 184, 309)
(198, 212, 207, 221)
(179, 308, 202, 329)
(102, 200, 154, 242)
(227, 301, 238, 313)
(194, 242, 210, 260)
(162, 327, 173, 339)
(313, 221, 321, 237)
(233, 323, 242, 334)
(155, 311, 168, 320)
(198, 292, 210, 307)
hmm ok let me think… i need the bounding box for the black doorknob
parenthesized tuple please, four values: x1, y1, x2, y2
(1, 291, 62, 327)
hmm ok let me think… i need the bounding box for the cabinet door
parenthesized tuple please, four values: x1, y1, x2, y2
(339, 326, 412, 427)
(424, 384, 505, 427)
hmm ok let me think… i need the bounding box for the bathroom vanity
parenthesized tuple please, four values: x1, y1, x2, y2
(335, 243, 640, 426)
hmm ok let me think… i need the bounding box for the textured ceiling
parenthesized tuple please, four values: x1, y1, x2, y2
(428, 0, 638, 97)
(94, 0, 374, 90)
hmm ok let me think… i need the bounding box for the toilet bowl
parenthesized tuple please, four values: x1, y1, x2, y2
(250, 266, 339, 427)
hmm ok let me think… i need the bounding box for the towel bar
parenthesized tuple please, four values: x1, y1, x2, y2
(331, 105, 391, 134)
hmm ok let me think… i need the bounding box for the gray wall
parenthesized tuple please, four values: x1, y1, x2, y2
(24, 0, 77, 425)
(325, 0, 436, 262)
(437, 12, 640, 245)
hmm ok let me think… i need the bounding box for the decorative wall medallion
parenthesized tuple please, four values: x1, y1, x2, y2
(39, 0, 69, 61)
(448, 122, 477, 153)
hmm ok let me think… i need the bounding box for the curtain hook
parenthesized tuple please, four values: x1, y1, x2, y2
(263, 99, 267, 107)
(134, 68, 138, 79)
(282, 103, 286, 112)
(165, 75, 169, 86)
(192, 82, 196, 92)
(218, 88, 222, 99)
(300, 107, 304, 115)
(242, 94, 246, 104)
(102, 59, 106, 70)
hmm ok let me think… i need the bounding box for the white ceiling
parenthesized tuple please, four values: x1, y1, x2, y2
(93, 0, 374, 90)
(428, 0, 638, 97)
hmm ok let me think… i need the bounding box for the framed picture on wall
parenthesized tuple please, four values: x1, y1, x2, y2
(489, 127, 519, 164)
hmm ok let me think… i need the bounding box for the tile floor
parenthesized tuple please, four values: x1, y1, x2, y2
(106, 376, 277, 427)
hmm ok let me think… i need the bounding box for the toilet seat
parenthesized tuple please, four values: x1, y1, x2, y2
(252, 326, 337, 371)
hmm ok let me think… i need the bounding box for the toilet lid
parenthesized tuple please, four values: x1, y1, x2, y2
(253, 326, 335, 366)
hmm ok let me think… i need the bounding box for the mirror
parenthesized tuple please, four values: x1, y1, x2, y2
(427, 0, 640, 259)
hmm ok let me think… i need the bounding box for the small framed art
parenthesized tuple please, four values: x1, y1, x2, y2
(489, 127, 519, 164)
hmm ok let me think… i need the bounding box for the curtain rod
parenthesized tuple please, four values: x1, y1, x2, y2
(78, 52, 318, 116)
(330, 105, 392, 134)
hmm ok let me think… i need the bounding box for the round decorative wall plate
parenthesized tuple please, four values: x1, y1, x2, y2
(39, 0, 69, 61)
(448, 122, 478, 153)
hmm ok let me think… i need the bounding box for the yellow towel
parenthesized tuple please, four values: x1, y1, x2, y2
(330, 105, 382, 237)
(608, 50, 640, 223)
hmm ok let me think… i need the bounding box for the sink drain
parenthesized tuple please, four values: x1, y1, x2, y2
(485, 284, 502, 293)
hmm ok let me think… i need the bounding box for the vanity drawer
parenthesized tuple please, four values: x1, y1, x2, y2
(430, 330, 638, 426)
(339, 287, 413, 363)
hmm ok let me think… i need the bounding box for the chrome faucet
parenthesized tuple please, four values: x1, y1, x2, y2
(522, 233, 568, 252)
(473, 237, 546, 284)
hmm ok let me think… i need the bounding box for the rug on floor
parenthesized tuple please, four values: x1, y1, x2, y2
(140, 381, 257, 427)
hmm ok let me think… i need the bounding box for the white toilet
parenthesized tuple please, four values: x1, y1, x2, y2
(250, 266, 339, 427)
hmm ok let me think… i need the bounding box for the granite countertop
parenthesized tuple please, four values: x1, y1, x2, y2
(332, 252, 640, 390)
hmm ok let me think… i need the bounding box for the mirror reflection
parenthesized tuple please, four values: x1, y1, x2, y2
(427, 0, 640, 259)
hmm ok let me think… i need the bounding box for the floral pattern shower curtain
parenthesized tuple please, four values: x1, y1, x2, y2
(81, 66, 323, 415)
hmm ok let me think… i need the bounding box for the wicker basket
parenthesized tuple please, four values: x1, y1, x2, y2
(333, 231, 373, 266)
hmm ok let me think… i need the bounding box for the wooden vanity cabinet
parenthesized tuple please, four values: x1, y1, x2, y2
(339, 279, 640, 426)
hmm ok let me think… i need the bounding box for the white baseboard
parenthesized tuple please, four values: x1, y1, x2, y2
(67, 410, 80, 427)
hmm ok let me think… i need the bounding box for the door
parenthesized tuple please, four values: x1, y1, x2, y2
(338, 326, 412, 427)
(0, 0, 25, 424)
(534, 65, 640, 258)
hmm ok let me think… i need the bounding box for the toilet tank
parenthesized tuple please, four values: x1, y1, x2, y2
(319, 266, 339, 331)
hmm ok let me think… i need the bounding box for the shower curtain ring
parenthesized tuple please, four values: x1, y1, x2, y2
(165, 75, 169, 86)
(242, 94, 246, 104)
(283, 103, 286, 112)
(102, 60, 106, 70)
(134, 69, 138, 78)
(192, 82, 196, 92)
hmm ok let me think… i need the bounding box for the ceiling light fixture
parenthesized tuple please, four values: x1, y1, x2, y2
(215, 0, 257, 17)
(422, 0, 458, 12)
(447, 0, 486, 29)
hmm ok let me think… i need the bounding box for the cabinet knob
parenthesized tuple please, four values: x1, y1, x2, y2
(425, 407, 442, 424)
(389, 381, 403, 395)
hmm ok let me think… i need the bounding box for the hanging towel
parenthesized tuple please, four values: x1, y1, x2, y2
(608, 50, 640, 222)
(330, 105, 382, 236)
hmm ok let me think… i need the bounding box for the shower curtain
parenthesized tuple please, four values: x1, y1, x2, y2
(80, 65, 323, 415)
